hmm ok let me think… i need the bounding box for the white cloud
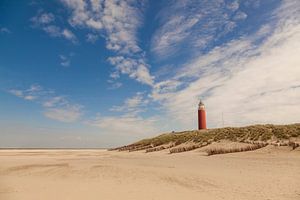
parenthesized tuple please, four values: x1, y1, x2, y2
(42, 25, 61, 37)
(151, 0, 300, 129)
(60, 0, 153, 87)
(110, 92, 148, 116)
(227, 0, 239, 11)
(9, 84, 42, 101)
(86, 33, 99, 43)
(9, 89, 23, 97)
(60, 0, 90, 27)
(243, 0, 260, 9)
(31, 12, 55, 25)
(62, 29, 77, 42)
(42, 25, 77, 43)
(101, 0, 144, 54)
(43, 96, 66, 107)
(233, 11, 248, 21)
(124, 94, 144, 109)
(44, 105, 82, 123)
(222, 21, 237, 34)
(0, 27, 11, 34)
(59, 55, 71, 67)
(84, 92, 158, 137)
(31, 11, 77, 43)
(23, 95, 37, 100)
(107, 56, 154, 86)
(28, 84, 42, 92)
(60, 0, 143, 54)
(8, 84, 83, 123)
(151, 14, 200, 57)
(86, 18, 103, 29)
(108, 81, 122, 89)
(86, 115, 158, 136)
(152, 79, 181, 100)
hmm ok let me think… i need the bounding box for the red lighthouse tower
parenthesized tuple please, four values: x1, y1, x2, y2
(198, 100, 207, 130)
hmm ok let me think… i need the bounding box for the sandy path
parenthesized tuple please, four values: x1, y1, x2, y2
(0, 147, 299, 200)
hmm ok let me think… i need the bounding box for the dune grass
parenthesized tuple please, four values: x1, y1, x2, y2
(110, 123, 300, 154)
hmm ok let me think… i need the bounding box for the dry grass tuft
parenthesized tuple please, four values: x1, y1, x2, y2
(146, 143, 175, 153)
(129, 145, 153, 152)
(146, 146, 166, 153)
(288, 141, 300, 150)
(169, 144, 200, 154)
(169, 142, 209, 154)
(206, 143, 268, 156)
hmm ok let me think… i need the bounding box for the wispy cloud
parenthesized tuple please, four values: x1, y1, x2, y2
(9, 84, 42, 101)
(43, 96, 67, 107)
(31, 12, 77, 43)
(59, 54, 74, 67)
(42, 25, 77, 43)
(9, 84, 83, 123)
(107, 81, 122, 89)
(9, 89, 23, 97)
(86, 114, 158, 136)
(110, 92, 148, 116)
(0, 27, 11, 34)
(44, 105, 82, 123)
(151, 0, 300, 129)
(151, 0, 248, 59)
(86, 91, 158, 138)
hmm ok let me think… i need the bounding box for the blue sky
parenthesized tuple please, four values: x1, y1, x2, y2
(0, 0, 299, 148)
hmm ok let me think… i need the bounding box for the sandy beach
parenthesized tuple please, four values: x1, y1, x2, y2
(0, 147, 299, 200)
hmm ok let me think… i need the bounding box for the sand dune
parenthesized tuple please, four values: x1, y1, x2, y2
(0, 147, 300, 200)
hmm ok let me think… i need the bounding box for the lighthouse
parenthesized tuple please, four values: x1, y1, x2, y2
(198, 100, 207, 130)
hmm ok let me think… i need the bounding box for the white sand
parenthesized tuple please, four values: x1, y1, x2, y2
(0, 147, 300, 200)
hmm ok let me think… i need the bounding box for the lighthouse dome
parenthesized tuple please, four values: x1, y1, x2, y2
(199, 100, 204, 106)
(198, 100, 205, 110)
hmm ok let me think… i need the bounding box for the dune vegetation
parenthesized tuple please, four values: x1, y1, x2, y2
(110, 123, 300, 155)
